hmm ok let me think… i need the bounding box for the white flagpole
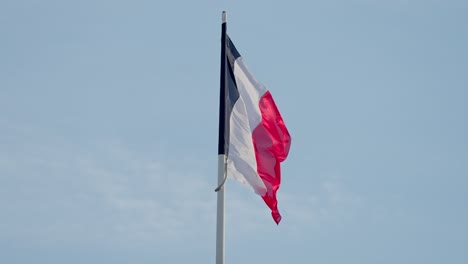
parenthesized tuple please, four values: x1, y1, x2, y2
(216, 154, 226, 264)
(216, 11, 227, 264)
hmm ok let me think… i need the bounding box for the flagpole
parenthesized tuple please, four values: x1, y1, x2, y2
(216, 155, 226, 264)
(216, 10, 227, 264)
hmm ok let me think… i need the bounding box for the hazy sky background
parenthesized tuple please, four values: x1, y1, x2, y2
(1, 0, 467, 263)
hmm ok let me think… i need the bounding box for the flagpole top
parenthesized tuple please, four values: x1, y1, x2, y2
(222, 11, 227, 23)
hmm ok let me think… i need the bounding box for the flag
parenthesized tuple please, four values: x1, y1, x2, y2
(218, 32, 291, 224)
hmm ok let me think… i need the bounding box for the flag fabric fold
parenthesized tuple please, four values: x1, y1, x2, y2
(221, 35, 291, 224)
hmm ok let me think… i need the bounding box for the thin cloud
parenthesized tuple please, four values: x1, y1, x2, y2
(0, 138, 215, 248)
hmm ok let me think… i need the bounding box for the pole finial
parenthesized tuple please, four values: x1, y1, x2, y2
(222, 11, 227, 23)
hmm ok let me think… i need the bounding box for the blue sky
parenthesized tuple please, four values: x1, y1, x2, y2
(1, 0, 467, 263)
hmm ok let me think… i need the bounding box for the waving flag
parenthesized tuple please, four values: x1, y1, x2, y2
(218, 33, 291, 224)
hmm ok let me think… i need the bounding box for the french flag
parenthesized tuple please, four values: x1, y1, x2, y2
(218, 28, 291, 224)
